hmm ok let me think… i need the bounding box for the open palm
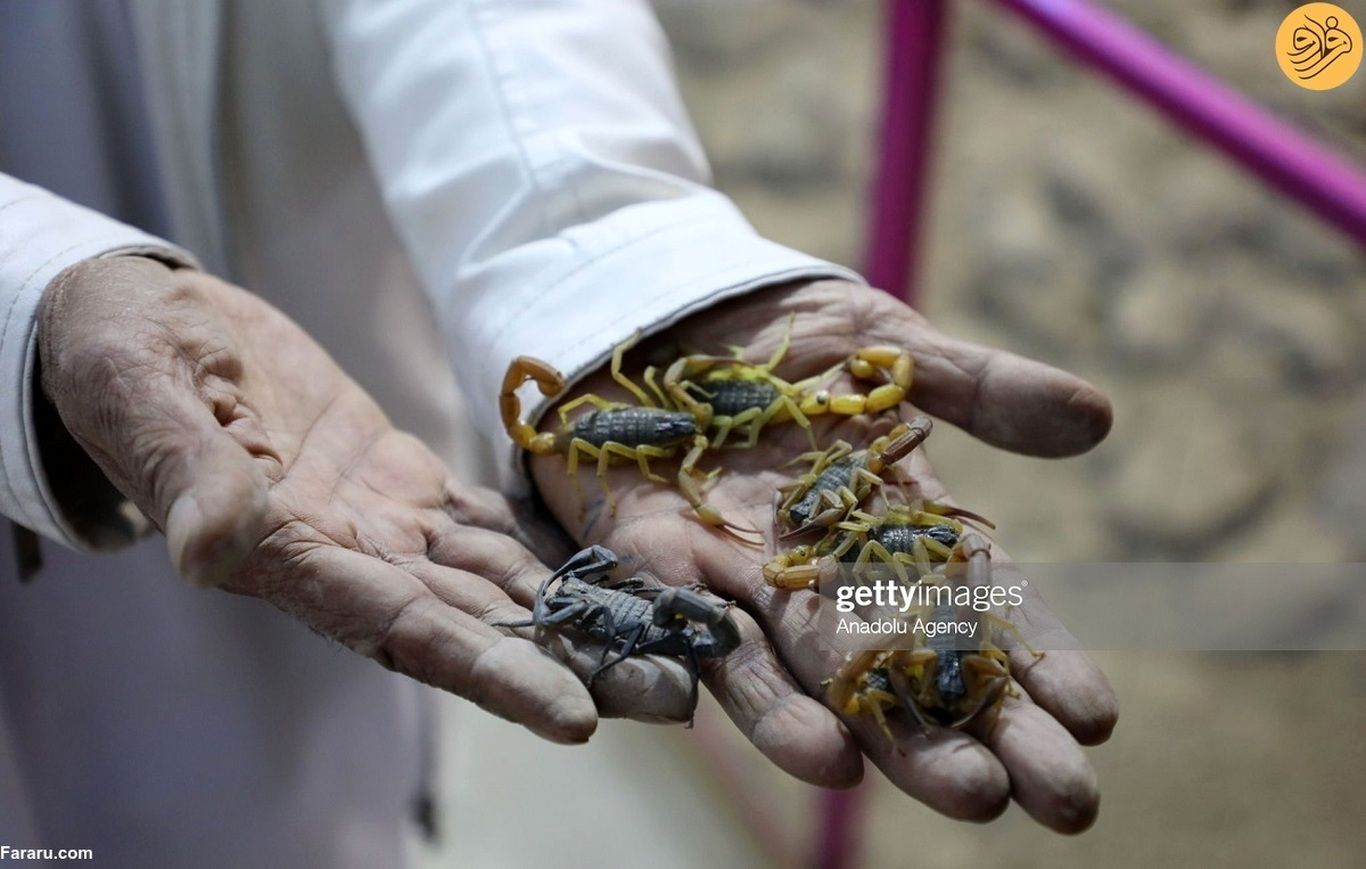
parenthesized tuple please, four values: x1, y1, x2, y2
(38, 257, 694, 744)
(530, 279, 1119, 831)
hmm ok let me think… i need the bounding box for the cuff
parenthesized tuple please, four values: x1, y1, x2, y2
(0, 177, 199, 548)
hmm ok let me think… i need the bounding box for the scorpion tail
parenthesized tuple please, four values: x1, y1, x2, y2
(923, 501, 997, 531)
(652, 588, 741, 658)
(500, 356, 565, 453)
(958, 532, 992, 590)
(867, 415, 934, 473)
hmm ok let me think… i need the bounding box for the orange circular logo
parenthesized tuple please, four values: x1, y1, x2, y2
(1277, 3, 1361, 90)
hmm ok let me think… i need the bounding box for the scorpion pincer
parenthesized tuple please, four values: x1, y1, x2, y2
(500, 335, 761, 543)
(499, 546, 740, 710)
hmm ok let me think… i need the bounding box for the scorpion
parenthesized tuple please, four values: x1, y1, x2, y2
(501, 336, 760, 542)
(774, 415, 936, 536)
(657, 316, 915, 450)
(763, 503, 969, 589)
(824, 533, 1041, 743)
(499, 545, 740, 708)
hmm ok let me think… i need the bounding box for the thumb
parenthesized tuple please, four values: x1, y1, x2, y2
(39, 257, 272, 586)
(160, 423, 271, 587)
(903, 321, 1113, 458)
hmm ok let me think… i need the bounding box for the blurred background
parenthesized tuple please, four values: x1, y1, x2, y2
(425, 1, 1366, 866)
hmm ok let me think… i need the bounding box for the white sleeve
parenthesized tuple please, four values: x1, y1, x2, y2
(0, 173, 198, 547)
(318, 0, 863, 483)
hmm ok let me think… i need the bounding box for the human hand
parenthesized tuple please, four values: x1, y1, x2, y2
(37, 256, 695, 742)
(528, 279, 1118, 831)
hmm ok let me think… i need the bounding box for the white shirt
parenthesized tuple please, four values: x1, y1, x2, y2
(0, 1, 858, 865)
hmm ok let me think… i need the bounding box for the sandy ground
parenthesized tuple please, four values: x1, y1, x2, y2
(425, 2, 1366, 866)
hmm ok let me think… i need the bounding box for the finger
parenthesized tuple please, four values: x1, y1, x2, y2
(442, 483, 578, 566)
(425, 523, 554, 603)
(696, 535, 1017, 813)
(844, 700, 1011, 822)
(967, 690, 1100, 834)
(700, 605, 864, 788)
(407, 554, 696, 723)
(161, 429, 272, 587)
(601, 523, 863, 787)
(1010, 648, 1119, 747)
(889, 464, 1120, 745)
(689, 529, 1020, 819)
(741, 580, 1012, 818)
(266, 544, 598, 744)
(888, 320, 1113, 458)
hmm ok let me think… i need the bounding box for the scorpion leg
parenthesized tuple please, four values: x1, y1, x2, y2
(555, 545, 620, 581)
(496, 598, 590, 632)
(494, 565, 563, 629)
(782, 438, 852, 472)
(609, 332, 657, 407)
(761, 394, 816, 449)
(862, 690, 899, 748)
(592, 442, 626, 515)
(983, 614, 1044, 659)
(709, 412, 746, 449)
(825, 650, 885, 719)
(683, 643, 702, 716)
(661, 356, 717, 420)
(887, 658, 939, 735)
(565, 438, 604, 515)
(783, 490, 852, 538)
(590, 621, 648, 686)
(944, 655, 1012, 730)
(850, 470, 885, 506)
(911, 537, 936, 576)
(641, 366, 669, 408)
(584, 603, 625, 681)
(557, 393, 618, 426)
(759, 313, 796, 371)
(600, 441, 670, 485)
(855, 540, 915, 587)
(678, 437, 764, 545)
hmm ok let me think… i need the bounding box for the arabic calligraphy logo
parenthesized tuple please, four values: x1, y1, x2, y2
(1277, 3, 1361, 90)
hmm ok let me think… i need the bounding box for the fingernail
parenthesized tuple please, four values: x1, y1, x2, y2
(165, 491, 256, 588)
(544, 692, 598, 744)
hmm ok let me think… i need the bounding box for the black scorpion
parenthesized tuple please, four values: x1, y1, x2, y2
(500, 546, 740, 708)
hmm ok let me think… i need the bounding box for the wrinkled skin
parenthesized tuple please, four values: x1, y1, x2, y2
(37, 255, 700, 745)
(531, 279, 1119, 832)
